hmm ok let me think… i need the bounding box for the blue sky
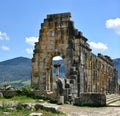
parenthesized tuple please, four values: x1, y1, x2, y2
(0, 0, 120, 61)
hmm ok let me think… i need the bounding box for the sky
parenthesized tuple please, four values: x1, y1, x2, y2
(0, 0, 120, 61)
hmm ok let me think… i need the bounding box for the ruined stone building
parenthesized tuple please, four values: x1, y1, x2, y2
(31, 12, 118, 103)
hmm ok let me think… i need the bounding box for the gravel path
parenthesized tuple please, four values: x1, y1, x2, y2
(59, 101, 120, 116)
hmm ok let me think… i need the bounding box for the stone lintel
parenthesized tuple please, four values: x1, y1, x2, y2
(47, 12, 71, 19)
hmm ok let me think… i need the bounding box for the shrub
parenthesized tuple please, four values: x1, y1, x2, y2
(0, 103, 9, 112)
(17, 87, 34, 98)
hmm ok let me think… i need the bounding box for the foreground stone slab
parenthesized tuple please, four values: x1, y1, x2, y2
(74, 93, 106, 106)
(29, 112, 43, 116)
(34, 103, 61, 112)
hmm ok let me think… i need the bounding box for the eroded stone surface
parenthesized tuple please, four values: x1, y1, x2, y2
(74, 93, 106, 106)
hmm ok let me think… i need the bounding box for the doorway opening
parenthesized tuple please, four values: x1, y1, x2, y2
(52, 56, 66, 91)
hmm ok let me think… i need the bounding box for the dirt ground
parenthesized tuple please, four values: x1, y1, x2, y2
(59, 101, 120, 116)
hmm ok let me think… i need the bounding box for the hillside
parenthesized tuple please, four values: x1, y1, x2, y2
(113, 58, 120, 80)
(0, 57, 31, 87)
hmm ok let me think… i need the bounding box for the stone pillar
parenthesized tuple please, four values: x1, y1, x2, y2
(50, 69, 53, 91)
(54, 63, 61, 81)
(54, 63, 65, 104)
(46, 68, 51, 91)
(79, 65, 84, 93)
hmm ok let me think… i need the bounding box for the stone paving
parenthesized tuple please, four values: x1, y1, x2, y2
(60, 101, 120, 116)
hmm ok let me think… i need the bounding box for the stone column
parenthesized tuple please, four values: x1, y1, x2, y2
(54, 63, 61, 81)
(79, 65, 85, 93)
(46, 68, 51, 91)
(54, 63, 65, 104)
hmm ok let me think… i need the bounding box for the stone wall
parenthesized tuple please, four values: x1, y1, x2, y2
(33, 90, 57, 101)
(0, 90, 17, 98)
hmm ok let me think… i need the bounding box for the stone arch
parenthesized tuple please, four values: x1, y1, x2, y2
(48, 50, 68, 90)
(43, 51, 66, 91)
(31, 13, 74, 91)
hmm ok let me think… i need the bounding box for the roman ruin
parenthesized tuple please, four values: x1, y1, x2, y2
(31, 12, 118, 105)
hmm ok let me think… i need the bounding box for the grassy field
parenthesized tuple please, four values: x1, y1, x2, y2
(0, 80, 30, 88)
(0, 96, 65, 116)
(0, 110, 64, 116)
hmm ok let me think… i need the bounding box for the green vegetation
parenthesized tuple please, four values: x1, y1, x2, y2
(0, 80, 30, 88)
(0, 99, 65, 116)
(0, 96, 35, 103)
(0, 87, 65, 116)
(0, 105, 65, 116)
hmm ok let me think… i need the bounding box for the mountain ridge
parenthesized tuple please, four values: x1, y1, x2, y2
(0, 57, 32, 87)
(0, 57, 31, 65)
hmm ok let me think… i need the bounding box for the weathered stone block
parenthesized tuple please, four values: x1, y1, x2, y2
(57, 96, 64, 105)
(2, 90, 17, 98)
(74, 93, 106, 106)
(0, 92, 3, 98)
(34, 104, 44, 110)
(34, 103, 60, 113)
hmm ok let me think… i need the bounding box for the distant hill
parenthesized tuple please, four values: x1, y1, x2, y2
(113, 58, 120, 80)
(0, 57, 31, 87)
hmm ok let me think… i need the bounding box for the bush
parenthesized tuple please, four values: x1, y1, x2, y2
(16, 102, 24, 111)
(17, 87, 34, 98)
(0, 102, 9, 112)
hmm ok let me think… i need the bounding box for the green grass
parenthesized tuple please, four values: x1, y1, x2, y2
(0, 96, 65, 116)
(11, 96, 36, 102)
(0, 110, 65, 116)
(0, 96, 36, 103)
(0, 80, 30, 88)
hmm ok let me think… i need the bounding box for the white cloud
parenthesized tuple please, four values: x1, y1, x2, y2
(53, 56, 63, 61)
(25, 48, 33, 54)
(25, 36, 38, 46)
(0, 31, 9, 40)
(88, 42, 108, 51)
(1, 46, 10, 51)
(106, 18, 120, 35)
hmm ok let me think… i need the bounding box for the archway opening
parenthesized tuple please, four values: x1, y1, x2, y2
(52, 56, 66, 91)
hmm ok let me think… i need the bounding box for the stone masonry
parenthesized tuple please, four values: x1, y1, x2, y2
(31, 12, 118, 103)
